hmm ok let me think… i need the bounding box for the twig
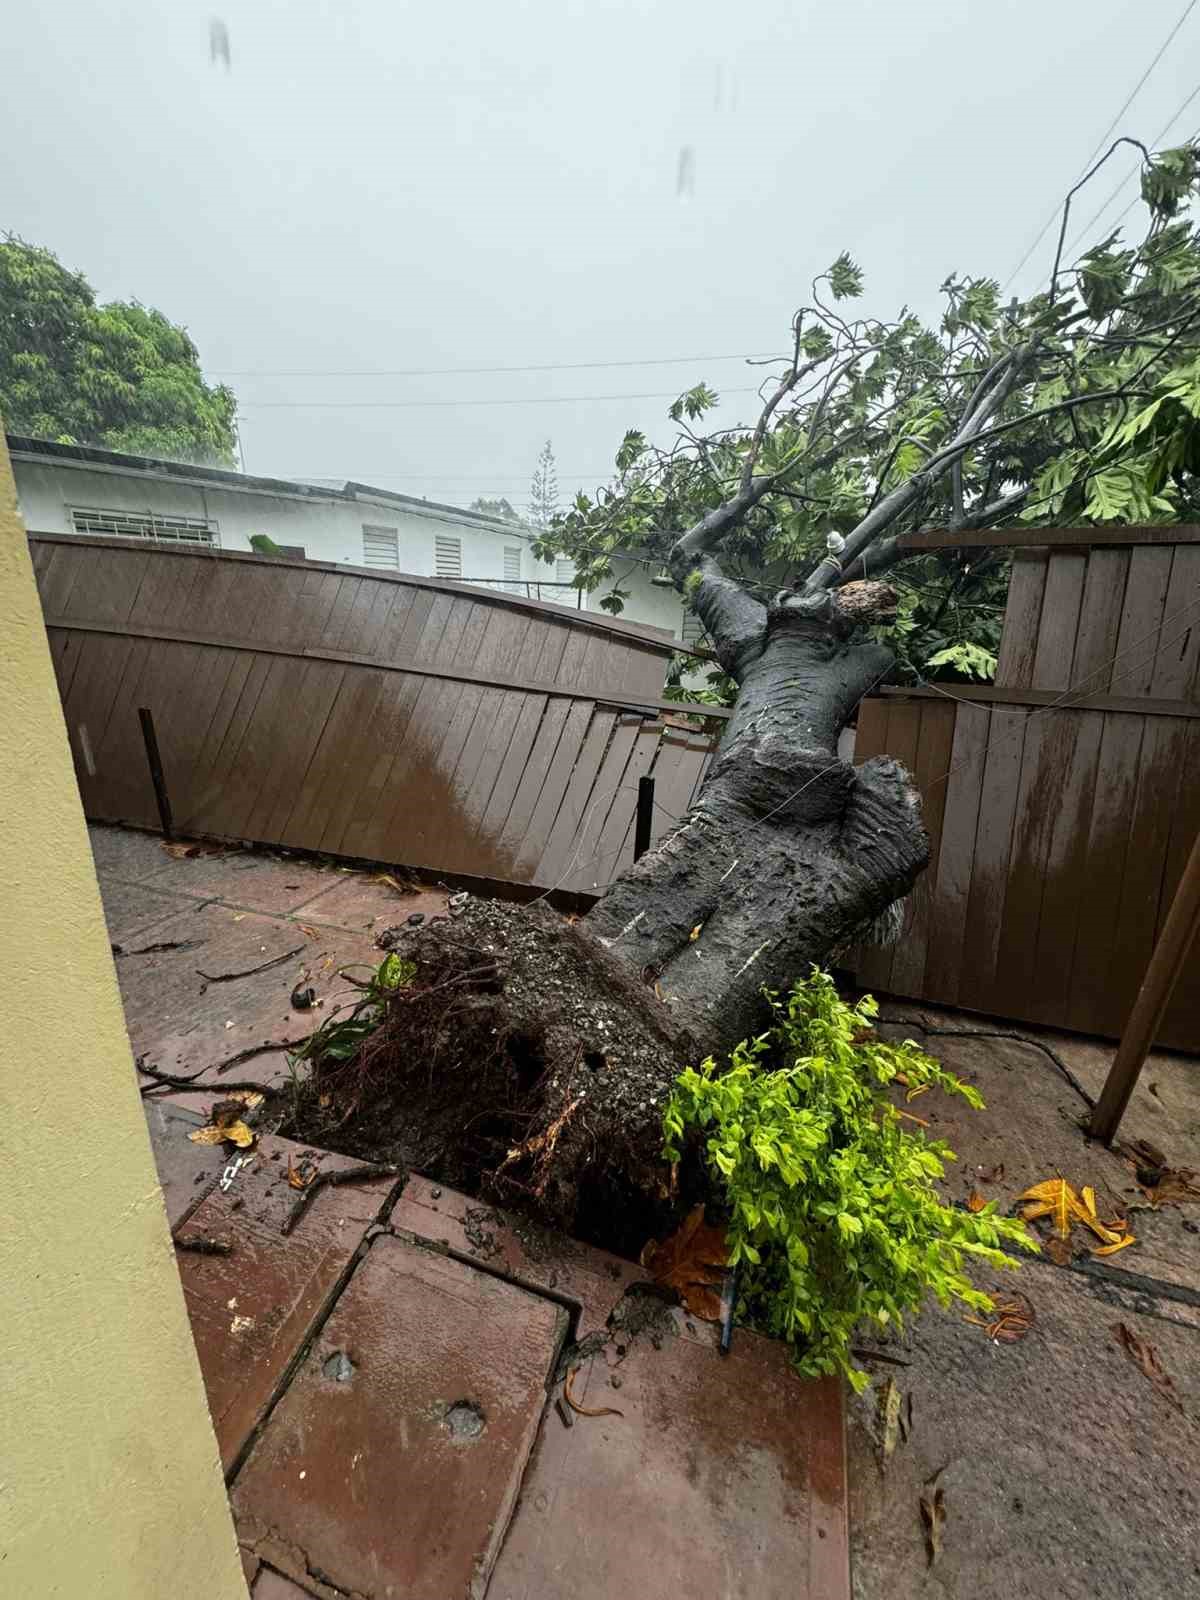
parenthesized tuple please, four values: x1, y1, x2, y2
(113, 938, 205, 957)
(281, 1161, 402, 1236)
(216, 1038, 308, 1076)
(174, 1237, 233, 1256)
(850, 1346, 911, 1368)
(197, 946, 305, 984)
(564, 1365, 624, 1419)
(138, 1060, 279, 1097)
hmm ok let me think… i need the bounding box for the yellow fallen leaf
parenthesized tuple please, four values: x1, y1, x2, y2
(227, 1089, 263, 1110)
(1081, 1185, 1098, 1218)
(1019, 1179, 1075, 1239)
(189, 1120, 255, 1148)
(689, 924, 703, 941)
(232, 913, 246, 922)
(966, 1190, 986, 1214)
(906, 1083, 930, 1103)
(1093, 1233, 1136, 1257)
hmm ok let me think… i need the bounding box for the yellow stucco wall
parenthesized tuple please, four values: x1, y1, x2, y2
(0, 434, 248, 1595)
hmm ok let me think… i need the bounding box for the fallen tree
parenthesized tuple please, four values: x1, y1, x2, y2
(291, 140, 1200, 1239)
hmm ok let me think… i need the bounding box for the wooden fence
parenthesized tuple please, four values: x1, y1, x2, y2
(854, 524, 1200, 1050)
(32, 535, 718, 898)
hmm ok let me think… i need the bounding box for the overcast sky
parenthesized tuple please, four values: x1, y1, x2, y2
(4, 1, 1199, 510)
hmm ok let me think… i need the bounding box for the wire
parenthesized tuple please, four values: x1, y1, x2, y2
(1061, 82, 1200, 259)
(213, 350, 778, 379)
(1001, 0, 1200, 292)
(240, 386, 763, 411)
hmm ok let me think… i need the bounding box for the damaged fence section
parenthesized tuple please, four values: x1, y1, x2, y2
(32, 534, 719, 898)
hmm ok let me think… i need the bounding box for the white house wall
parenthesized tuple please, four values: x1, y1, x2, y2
(11, 457, 567, 596)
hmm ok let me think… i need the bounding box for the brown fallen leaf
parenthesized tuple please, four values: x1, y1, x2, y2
(965, 1292, 1034, 1343)
(299, 924, 318, 938)
(1112, 1322, 1182, 1411)
(1124, 1137, 1168, 1171)
(640, 1204, 729, 1322)
(966, 1189, 986, 1214)
(1141, 1168, 1200, 1208)
(920, 1468, 946, 1566)
(1044, 1235, 1073, 1266)
(976, 1162, 1005, 1183)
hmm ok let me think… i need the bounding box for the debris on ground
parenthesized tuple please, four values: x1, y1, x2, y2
(196, 946, 305, 985)
(639, 1204, 729, 1321)
(1112, 1323, 1184, 1412)
(964, 1291, 1034, 1343)
(1018, 1177, 1135, 1257)
(188, 1092, 263, 1149)
(563, 1364, 624, 1420)
(920, 1468, 946, 1565)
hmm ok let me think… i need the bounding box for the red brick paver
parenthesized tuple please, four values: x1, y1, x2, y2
(232, 1234, 566, 1600)
(174, 1133, 401, 1472)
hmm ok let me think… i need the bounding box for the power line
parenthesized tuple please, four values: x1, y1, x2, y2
(1062, 83, 1200, 256)
(214, 350, 778, 379)
(240, 386, 763, 411)
(1001, 0, 1199, 292)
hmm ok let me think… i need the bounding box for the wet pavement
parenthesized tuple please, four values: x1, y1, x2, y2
(104, 825, 851, 1599)
(104, 820, 1200, 1598)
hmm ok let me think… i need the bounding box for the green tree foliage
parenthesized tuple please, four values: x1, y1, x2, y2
(535, 142, 1200, 693)
(663, 970, 1037, 1387)
(0, 236, 238, 465)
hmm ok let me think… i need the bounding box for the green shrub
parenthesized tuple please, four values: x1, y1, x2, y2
(662, 969, 1037, 1389)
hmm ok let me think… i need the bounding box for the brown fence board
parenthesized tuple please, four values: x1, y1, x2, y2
(1071, 547, 1131, 692)
(1026, 712, 1104, 1027)
(562, 715, 644, 897)
(1152, 545, 1200, 698)
(536, 711, 620, 890)
(1113, 546, 1174, 698)
(1030, 552, 1087, 688)
(995, 554, 1047, 686)
(30, 534, 714, 900)
(957, 707, 1027, 1012)
(888, 700, 956, 998)
(921, 702, 991, 1006)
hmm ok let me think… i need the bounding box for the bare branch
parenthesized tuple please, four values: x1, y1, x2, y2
(1050, 137, 1152, 303)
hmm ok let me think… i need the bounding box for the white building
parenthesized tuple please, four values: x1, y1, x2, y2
(7, 434, 699, 647)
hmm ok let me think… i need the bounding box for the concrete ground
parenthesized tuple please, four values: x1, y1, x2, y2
(93, 825, 1200, 1597)
(100, 825, 849, 1599)
(847, 1002, 1200, 1600)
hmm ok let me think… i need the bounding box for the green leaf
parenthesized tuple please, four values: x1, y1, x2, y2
(827, 252, 864, 301)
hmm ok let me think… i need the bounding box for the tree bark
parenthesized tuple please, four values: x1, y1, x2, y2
(585, 557, 929, 1054)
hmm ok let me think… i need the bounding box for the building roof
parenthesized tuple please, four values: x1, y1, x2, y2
(5, 433, 529, 538)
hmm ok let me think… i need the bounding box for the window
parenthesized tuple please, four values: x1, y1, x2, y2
(503, 544, 522, 593)
(555, 558, 575, 585)
(70, 507, 218, 546)
(435, 534, 462, 578)
(362, 525, 399, 568)
(682, 608, 708, 648)
(276, 544, 306, 560)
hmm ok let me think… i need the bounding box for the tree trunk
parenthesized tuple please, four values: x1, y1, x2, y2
(587, 571, 928, 1054)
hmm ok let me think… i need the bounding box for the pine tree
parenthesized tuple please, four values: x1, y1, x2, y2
(528, 441, 559, 529)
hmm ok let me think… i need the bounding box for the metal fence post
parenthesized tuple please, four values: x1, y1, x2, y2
(138, 707, 174, 840)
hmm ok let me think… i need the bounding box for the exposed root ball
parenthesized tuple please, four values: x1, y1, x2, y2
(284, 899, 707, 1250)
